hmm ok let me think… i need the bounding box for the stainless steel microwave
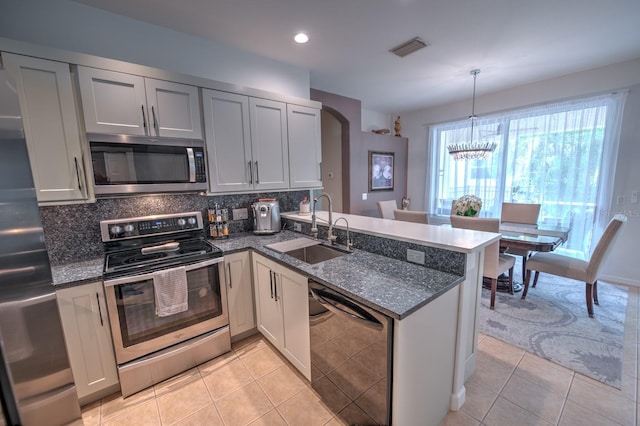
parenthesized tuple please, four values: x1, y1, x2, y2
(88, 133, 207, 195)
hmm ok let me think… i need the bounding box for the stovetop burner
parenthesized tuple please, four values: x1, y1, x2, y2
(101, 212, 223, 279)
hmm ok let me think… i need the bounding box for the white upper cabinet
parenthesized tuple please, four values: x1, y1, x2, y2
(249, 98, 289, 191)
(287, 104, 322, 188)
(202, 90, 289, 193)
(2, 52, 90, 204)
(202, 90, 253, 192)
(77, 67, 147, 135)
(77, 67, 202, 139)
(144, 79, 202, 139)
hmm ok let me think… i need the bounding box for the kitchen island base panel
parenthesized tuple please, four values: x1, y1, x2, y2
(392, 285, 460, 425)
(118, 326, 231, 398)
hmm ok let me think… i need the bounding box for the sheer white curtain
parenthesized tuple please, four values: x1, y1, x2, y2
(428, 93, 627, 259)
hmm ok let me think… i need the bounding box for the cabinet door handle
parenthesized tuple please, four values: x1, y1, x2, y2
(151, 105, 158, 134)
(74, 157, 83, 193)
(248, 161, 253, 184)
(273, 273, 279, 302)
(227, 263, 232, 288)
(269, 271, 274, 299)
(141, 105, 148, 134)
(96, 292, 104, 327)
(255, 161, 259, 184)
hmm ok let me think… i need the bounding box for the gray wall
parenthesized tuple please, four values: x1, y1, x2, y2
(311, 89, 408, 217)
(0, 0, 310, 100)
(358, 132, 408, 218)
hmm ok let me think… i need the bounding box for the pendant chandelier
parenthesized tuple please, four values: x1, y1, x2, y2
(448, 69, 497, 160)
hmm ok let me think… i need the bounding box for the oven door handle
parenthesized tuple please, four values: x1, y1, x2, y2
(103, 257, 224, 287)
(141, 242, 180, 254)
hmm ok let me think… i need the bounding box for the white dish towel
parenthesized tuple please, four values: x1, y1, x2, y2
(153, 266, 188, 317)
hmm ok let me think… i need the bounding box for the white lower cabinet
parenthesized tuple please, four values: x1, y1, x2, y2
(252, 253, 310, 380)
(224, 251, 256, 338)
(56, 281, 119, 403)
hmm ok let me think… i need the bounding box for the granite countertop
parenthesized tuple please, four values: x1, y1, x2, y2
(51, 257, 104, 289)
(51, 230, 464, 320)
(212, 231, 464, 320)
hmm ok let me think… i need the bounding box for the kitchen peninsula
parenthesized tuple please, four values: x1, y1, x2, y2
(51, 210, 497, 425)
(251, 211, 497, 425)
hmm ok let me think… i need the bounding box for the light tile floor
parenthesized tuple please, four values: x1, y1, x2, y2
(74, 284, 639, 426)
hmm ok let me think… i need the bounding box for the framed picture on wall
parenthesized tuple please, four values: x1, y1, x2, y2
(369, 151, 394, 191)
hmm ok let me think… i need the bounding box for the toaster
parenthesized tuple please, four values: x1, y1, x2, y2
(252, 200, 281, 234)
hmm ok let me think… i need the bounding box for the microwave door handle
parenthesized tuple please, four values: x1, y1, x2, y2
(186, 148, 196, 182)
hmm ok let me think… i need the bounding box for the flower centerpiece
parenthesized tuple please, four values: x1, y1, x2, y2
(453, 195, 482, 216)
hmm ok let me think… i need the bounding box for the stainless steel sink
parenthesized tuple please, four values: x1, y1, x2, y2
(265, 238, 351, 264)
(283, 244, 350, 264)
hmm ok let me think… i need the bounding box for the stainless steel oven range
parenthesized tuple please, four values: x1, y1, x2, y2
(100, 211, 230, 397)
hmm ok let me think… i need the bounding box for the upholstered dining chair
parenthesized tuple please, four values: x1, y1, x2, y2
(377, 200, 398, 219)
(393, 209, 429, 224)
(500, 202, 542, 279)
(450, 216, 516, 310)
(522, 214, 627, 318)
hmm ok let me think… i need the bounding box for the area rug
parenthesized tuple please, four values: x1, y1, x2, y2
(478, 268, 628, 389)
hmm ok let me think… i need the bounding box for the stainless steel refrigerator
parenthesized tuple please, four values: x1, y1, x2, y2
(0, 67, 81, 424)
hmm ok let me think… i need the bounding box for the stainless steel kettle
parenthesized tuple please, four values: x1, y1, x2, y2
(252, 199, 281, 234)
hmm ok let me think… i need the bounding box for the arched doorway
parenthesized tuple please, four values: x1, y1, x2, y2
(320, 107, 349, 213)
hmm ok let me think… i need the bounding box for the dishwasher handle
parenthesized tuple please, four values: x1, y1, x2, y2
(309, 286, 383, 331)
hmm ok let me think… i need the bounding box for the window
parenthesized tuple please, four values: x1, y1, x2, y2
(429, 93, 626, 259)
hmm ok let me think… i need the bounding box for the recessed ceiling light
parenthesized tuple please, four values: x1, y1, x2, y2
(294, 33, 309, 44)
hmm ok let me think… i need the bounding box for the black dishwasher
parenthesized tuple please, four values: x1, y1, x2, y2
(308, 280, 393, 425)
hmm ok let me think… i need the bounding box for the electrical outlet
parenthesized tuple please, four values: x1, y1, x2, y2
(294, 223, 302, 232)
(632, 191, 639, 204)
(407, 249, 425, 265)
(232, 208, 248, 220)
(362, 193, 368, 200)
(617, 196, 625, 205)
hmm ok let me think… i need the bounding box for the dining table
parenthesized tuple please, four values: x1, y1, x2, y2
(494, 222, 571, 292)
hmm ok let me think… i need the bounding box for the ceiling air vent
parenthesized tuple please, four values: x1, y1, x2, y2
(389, 37, 429, 58)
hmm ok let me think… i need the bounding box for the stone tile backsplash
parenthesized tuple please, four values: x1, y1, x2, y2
(282, 217, 466, 276)
(41, 190, 310, 265)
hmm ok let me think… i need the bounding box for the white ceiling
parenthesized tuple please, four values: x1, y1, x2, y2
(72, 0, 640, 113)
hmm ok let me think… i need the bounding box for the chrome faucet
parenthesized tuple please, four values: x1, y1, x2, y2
(311, 192, 335, 244)
(333, 217, 353, 251)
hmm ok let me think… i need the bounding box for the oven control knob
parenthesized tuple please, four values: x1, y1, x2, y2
(187, 217, 197, 225)
(110, 225, 123, 235)
(177, 218, 186, 226)
(124, 224, 135, 233)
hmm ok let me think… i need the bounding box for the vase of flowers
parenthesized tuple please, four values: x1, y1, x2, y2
(453, 195, 482, 217)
